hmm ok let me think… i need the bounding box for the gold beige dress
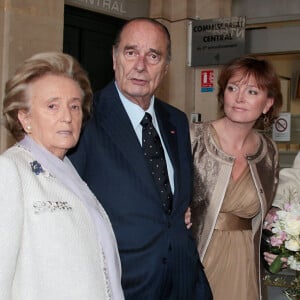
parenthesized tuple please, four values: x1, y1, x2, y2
(202, 127, 260, 299)
(191, 122, 279, 300)
(203, 169, 260, 299)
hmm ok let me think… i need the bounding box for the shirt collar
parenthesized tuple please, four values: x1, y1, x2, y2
(115, 82, 155, 129)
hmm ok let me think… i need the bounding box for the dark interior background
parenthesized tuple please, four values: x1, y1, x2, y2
(63, 5, 126, 92)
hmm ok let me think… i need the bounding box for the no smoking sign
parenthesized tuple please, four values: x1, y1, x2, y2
(272, 113, 291, 142)
(275, 118, 288, 132)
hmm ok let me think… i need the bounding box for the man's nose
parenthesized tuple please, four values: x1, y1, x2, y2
(134, 55, 146, 72)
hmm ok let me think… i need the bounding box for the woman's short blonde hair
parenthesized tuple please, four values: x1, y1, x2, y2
(3, 52, 92, 141)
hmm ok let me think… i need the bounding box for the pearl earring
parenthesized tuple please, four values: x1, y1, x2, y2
(26, 125, 32, 132)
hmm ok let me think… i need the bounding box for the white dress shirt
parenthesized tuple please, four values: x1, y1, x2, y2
(115, 82, 174, 193)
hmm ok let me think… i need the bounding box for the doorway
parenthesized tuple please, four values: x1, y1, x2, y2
(63, 5, 126, 92)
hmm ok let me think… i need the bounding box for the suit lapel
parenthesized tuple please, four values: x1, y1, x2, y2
(96, 84, 181, 211)
(98, 85, 159, 197)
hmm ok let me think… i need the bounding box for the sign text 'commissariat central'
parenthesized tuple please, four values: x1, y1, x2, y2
(193, 18, 245, 43)
(188, 17, 246, 67)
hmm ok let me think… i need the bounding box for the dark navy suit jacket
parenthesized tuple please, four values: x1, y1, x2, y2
(69, 82, 212, 300)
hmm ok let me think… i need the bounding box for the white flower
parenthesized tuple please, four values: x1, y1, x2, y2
(285, 239, 300, 252)
(288, 256, 300, 271)
(285, 219, 300, 236)
(269, 199, 300, 273)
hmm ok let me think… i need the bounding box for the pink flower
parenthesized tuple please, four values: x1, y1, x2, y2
(284, 203, 292, 211)
(271, 232, 287, 247)
(271, 236, 283, 247)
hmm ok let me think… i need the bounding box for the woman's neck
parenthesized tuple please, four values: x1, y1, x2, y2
(212, 117, 259, 157)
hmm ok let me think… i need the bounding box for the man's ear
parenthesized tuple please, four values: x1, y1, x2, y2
(112, 47, 117, 71)
(163, 63, 169, 77)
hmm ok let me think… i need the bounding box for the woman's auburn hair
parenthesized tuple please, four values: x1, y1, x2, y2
(217, 55, 283, 129)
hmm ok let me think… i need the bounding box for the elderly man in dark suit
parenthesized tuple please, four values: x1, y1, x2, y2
(69, 17, 212, 300)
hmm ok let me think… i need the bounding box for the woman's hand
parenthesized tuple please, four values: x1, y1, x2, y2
(263, 251, 287, 269)
(185, 207, 192, 229)
(263, 206, 279, 230)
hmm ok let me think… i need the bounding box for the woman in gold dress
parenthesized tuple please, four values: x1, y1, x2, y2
(191, 56, 282, 299)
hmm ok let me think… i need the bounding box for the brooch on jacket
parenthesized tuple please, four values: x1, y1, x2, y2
(33, 201, 72, 214)
(29, 160, 52, 178)
(30, 160, 44, 175)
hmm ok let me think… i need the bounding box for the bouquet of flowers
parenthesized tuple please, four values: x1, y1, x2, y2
(265, 195, 300, 299)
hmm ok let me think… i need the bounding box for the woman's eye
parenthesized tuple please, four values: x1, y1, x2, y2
(48, 104, 57, 109)
(248, 89, 258, 95)
(71, 104, 81, 110)
(227, 85, 237, 92)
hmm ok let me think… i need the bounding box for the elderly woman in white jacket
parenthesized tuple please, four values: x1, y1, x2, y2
(0, 52, 124, 300)
(272, 152, 300, 208)
(263, 152, 300, 269)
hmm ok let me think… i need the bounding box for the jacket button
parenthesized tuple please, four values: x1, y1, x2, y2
(162, 257, 167, 264)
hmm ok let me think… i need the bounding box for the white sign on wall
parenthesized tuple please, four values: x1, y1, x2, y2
(65, 0, 149, 19)
(272, 112, 291, 142)
(188, 17, 245, 67)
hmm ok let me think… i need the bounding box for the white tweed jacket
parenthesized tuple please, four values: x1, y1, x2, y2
(0, 144, 116, 300)
(273, 151, 300, 208)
